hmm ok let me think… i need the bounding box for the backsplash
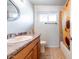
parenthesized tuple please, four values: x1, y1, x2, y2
(7, 31, 34, 39)
(7, 32, 27, 39)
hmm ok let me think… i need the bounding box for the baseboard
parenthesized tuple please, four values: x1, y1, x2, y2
(60, 41, 72, 59)
(46, 45, 59, 48)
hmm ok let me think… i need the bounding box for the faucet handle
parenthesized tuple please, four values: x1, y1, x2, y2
(7, 33, 16, 39)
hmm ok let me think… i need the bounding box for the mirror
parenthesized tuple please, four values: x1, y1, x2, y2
(7, 0, 20, 21)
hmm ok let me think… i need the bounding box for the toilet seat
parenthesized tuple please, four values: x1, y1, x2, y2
(40, 41, 46, 44)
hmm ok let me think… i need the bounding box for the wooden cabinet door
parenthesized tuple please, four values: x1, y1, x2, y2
(33, 44, 38, 59)
(37, 42, 40, 59)
(25, 51, 33, 59)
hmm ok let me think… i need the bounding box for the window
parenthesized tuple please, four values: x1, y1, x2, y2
(39, 13, 57, 23)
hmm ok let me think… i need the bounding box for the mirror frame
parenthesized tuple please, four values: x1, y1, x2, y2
(7, 0, 20, 21)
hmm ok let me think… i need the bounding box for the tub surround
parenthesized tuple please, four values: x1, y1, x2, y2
(7, 33, 40, 59)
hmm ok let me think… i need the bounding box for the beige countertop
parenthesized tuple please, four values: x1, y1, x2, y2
(7, 33, 40, 58)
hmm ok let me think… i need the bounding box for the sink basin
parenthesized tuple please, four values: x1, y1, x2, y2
(7, 36, 33, 44)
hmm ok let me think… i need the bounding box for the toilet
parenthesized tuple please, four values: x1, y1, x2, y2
(40, 40, 46, 53)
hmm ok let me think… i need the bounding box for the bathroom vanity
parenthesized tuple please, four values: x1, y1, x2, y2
(7, 34, 40, 59)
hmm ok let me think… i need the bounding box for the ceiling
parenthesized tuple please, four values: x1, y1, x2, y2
(29, 0, 67, 6)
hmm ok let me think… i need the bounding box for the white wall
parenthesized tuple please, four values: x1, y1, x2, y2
(34, 5, 63, 47)
(7, 0, 33, 34)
